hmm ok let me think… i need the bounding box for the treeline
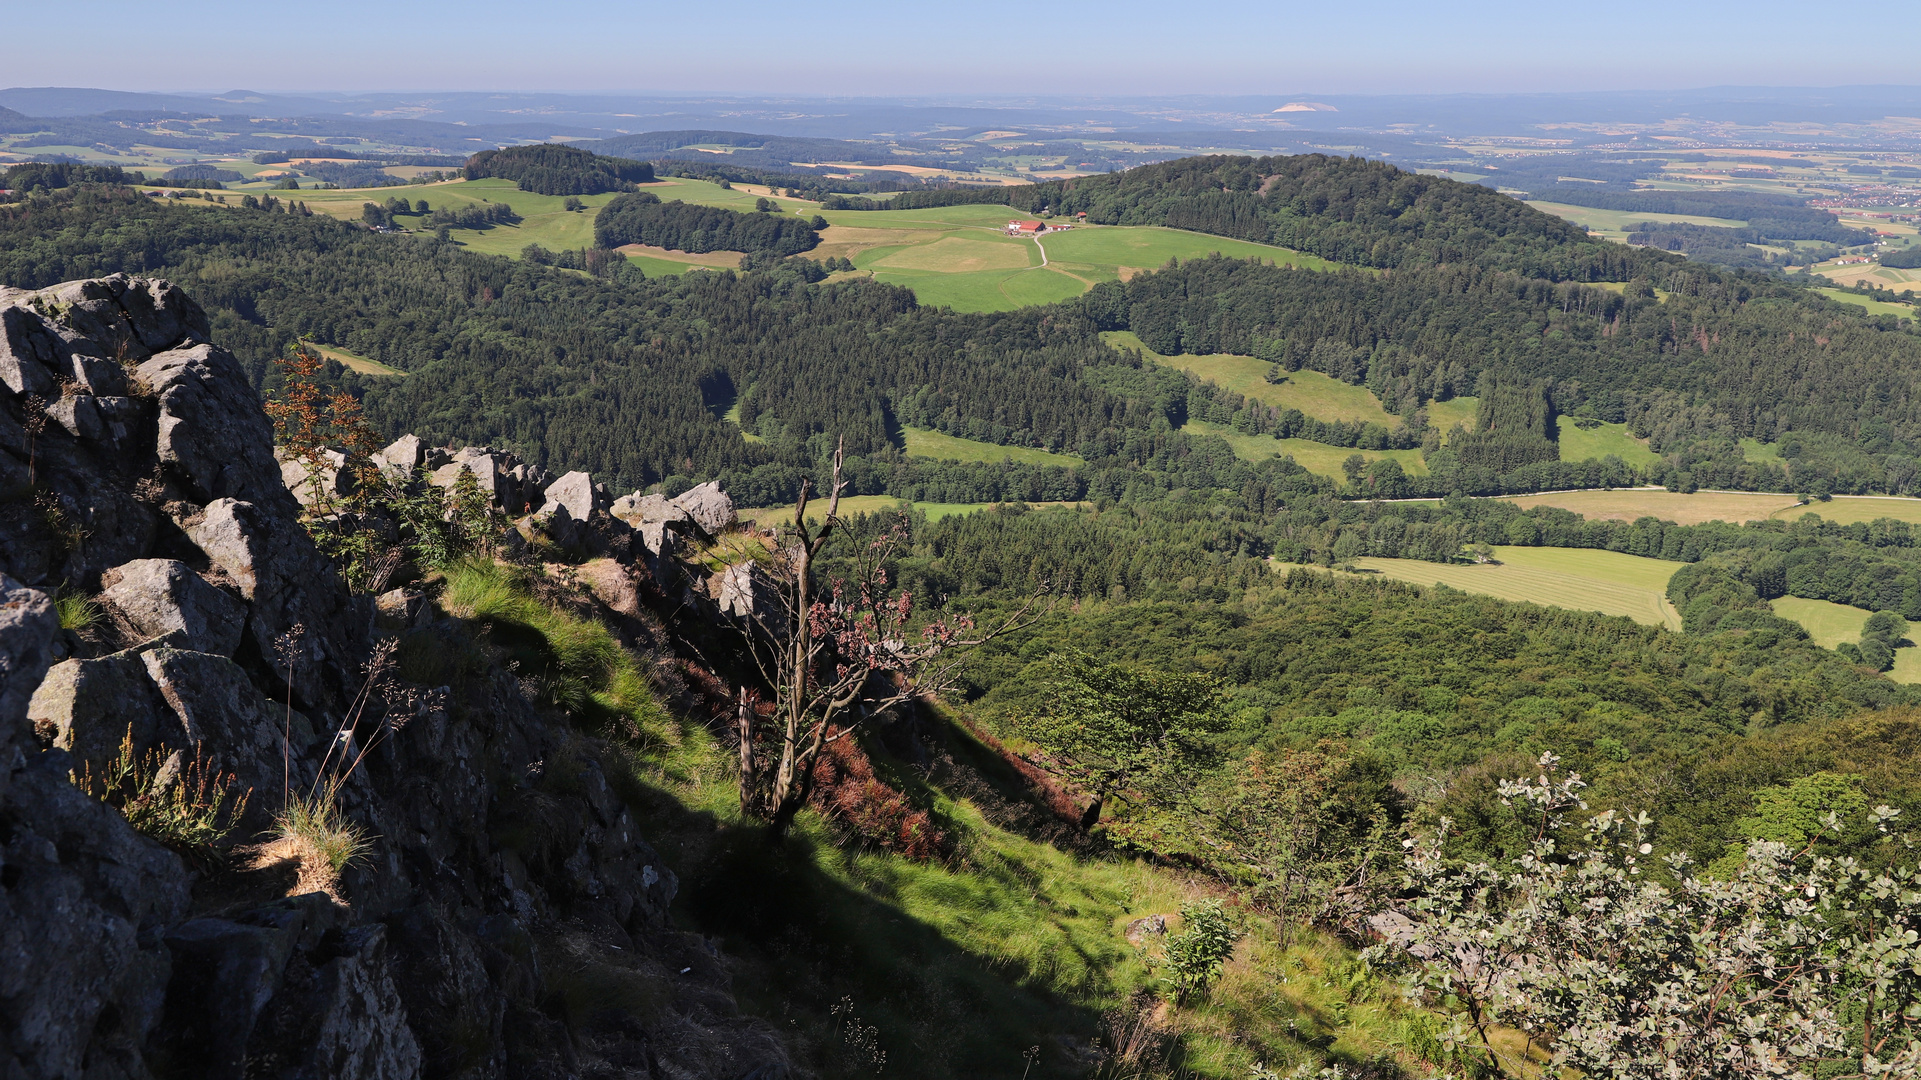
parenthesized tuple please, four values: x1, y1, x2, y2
(464, 144, 654, 195)
(1882, 248, 1921, 269)
(593, 193, 822, 256)
(2, 162, 139, 191)
(1626, 224, 1807, 271)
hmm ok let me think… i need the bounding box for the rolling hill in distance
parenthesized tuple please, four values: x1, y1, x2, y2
(7, 73, 1921, 1079)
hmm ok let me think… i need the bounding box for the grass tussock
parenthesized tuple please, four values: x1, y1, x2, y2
(259, 789, 374, 899)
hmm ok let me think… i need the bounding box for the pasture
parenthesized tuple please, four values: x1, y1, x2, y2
(899, 426, 1084, 466)
(1335, 545, 1685, 630)
(1769, 596, 1921, 683)
(1525, 200, 1746, 239)
(1811, 282, 1920, 312)
(736, 497, 1083, 527)
(812, 204, 1325, 313)
(305, 342, 401, 377)
(1554, 420, 1662, 468)
(1101, 332, 1402, 427)
(1184, 421, 1428, 477)
(1499, 489, 1804, 525)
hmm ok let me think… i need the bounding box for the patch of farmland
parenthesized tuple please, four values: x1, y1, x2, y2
(1341, 545, 1685, 630)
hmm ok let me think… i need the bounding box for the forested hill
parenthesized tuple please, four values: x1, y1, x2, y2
(4, 182, 1921, 502)
(881, 154, 1671, 279)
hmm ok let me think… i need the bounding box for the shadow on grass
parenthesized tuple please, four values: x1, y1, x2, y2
(616, 735, 1115, 1079)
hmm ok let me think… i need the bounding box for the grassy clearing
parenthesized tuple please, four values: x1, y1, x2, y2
(1525, 200, 1746, 237)
(1424, 396, 1479, 436)
(1811, 285, 1919, 315)
(1554, 420, 1661, 468)
(901, 426, 1083, 466)
(1185, 421, 1428, 478)
(1341, 545, 1685, 630)
(305, 341, 402, 377)
(1499, 489, 1803, 526)
(737, 497, 1088, 527)
(1769, 597, 1921, 683)
(1740, 438, 1784, 465)
(1041, 226, 1333, 273)
(1102, 331, 1399, 427)
(1780, 495, 1921, 526)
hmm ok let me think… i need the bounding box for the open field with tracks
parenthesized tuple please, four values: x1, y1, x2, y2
(1184, 421, 1429, 477)
(1102, 332, 1403, 427)
(1325, 545, 1685, 629)
(814, 204, 1322, 312)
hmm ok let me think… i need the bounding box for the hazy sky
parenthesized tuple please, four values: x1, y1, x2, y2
(2, 0, 1909, 95)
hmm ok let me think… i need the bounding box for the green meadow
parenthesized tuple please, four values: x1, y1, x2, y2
(1770, 596, 1921, 683)
(736, 497, 1084, 526)
(813, 205, 1325, 313)
(1184, 420, 1429, 478)
(1812, 287, 1918, 319)
(900, 426, 1084, 466)
(1101, 331, 1403, 427)
(1343, 545, 1685, 630)
(1525, 200, 1747, 238)
(1555, 419, 1662, 468)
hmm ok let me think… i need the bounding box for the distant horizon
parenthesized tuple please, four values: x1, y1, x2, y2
(0, 0, 1909, 96)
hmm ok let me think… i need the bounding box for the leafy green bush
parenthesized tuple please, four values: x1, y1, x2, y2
(1159, 899, 1242, 1004)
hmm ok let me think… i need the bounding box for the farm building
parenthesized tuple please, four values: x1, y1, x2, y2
(1006, 220, 1046, 236)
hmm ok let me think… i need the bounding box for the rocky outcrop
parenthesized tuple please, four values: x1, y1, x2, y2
(0, 278, 787, 1080)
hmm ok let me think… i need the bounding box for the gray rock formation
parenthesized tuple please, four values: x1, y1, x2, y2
(0, 278, 789, 1080)
(101, 558, 246, 656)
(673, 479, 735, 536)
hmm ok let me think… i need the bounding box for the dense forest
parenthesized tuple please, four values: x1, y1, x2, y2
(594, 193, 824, 256)
(464, 143, 654, 195)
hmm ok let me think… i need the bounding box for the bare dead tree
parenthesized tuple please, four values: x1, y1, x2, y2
(732, 438, 1049, 835)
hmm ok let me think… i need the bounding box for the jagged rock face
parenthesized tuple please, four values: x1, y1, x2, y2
(0, 279, 787, 1080)
(673, 480, 735, 537)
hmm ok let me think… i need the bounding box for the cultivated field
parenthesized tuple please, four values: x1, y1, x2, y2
(900, 426, 1084, 466)
(1335, 545, 1685, 630)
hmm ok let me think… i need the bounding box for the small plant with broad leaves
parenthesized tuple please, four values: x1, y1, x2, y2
(1157, 898, 1242, 1004)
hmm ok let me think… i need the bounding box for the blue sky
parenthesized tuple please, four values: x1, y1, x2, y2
(2, 0, 1909, 95)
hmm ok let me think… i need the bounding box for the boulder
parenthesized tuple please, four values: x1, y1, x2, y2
(280, 446, 355, 507)
(372, 434, 425, 477)
(133, 342, 287, 506)
(42, 394, 102, 441)
(32, 274, 208, 362)
(101, 558, 247, 656)
(141, 647, 300, 802)
(26, 654, 165, 772)
(672, 480, 735, 536)
(0, 574, 58, 797)
(0, 758, 191, 1080)
(0, 304, 60, 397)
(718, 560, 772, 621)
(188, 498, 270, 599)
(540, 470, 606, 521)
(159, 918, 300, 1080)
